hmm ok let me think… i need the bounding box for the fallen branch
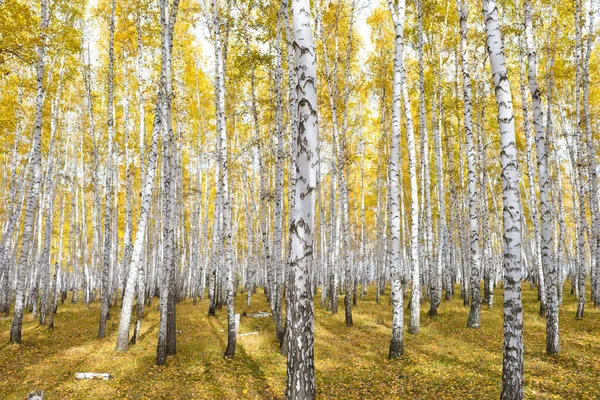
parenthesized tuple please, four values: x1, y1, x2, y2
(74, 373, 113, 380)
(246, 311, 271, 318)
(238, 331, 259, 337)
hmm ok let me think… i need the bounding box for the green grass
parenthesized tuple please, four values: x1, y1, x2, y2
(1, 284, 599, 399)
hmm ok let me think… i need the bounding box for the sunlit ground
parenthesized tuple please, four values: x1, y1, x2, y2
(1, 283, 599, 399)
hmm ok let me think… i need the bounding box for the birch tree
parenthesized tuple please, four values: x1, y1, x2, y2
(481, 0, 525, 397)
(98, 0, 116, 340)
(285, 0, 318, 397)
(386, 0, 406, 358)
(457, 0, 482, 329)
(523, 0, 558, 354)
(10, 0, 49, 344)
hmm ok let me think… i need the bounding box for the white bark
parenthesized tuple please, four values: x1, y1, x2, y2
(10, 0, 49, 343)
(285, 0, 318, 397)
(524, 0, 558, 353)
(457, 0, 482, 328)
(386, 0, 406, 358)
(482, 0, 524, 397)
(98, 0, 116, 340)
(402, 65, 420, 335)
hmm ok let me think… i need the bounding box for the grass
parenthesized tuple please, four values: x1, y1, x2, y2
(1, 284, 599, 399)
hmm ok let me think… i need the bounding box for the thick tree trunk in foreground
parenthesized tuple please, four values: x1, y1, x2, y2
(285, 0, 318, 397)
(482, 0, 524, 398)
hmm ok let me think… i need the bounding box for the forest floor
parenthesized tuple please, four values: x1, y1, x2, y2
(1, 284, 599, 399)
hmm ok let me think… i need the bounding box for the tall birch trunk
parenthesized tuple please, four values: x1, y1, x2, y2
(10, 0, 48, 344)
(582, 0, 599, 306)
(457, 0, 482, 329)
(402, 59, 420, 335)
(116, 83, 164, 351)
(98, 0, 116, 339)
(285, 0, 318, 397)
(156, 0, 180, 365)
(482, 0, 525, 397)
(272, 2, 285, 342)
(524, 0, 558, 353)
(386, 0, 406, 358)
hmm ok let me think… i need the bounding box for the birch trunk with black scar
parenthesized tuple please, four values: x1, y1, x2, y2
(78, 127, 91, 307)
(328, 166, 338, 314)
(210, 0, 236, 359)
(386, 0, 406, 358)
(0, 87, 26, 316)
(120, 70, 134, 299)
(581, 0, 599, 306)
(429, 88, 445, 316)
(457, 0, 481, 328)
(574, 0, 586, 320)
(519, 48, 545, 310)
(200, 166, 210, 301)
(481, 0, 525, 397)
(242, 165, 255, 308)
(285, 0, 318, 397)
(38, 64, 62, 325)
(83, 43, 102, 296)
(208, 147, 221, 316)
(340, 0, 357, 326)
(442, 97, 454, 300)
(401, 64, 420, 335)
(98, 0, 116, 340)
(360, 137, 367, 297)
(281, 0, 297, 356)
(417, 0, 432, 311)
(111, 167, 120, 309)
(272, 2, 284, 342)
(375, 109, 384, 304)
(10, 0, 48, 344)
(249, 34, 270, 311)
(116, 86, 164, 351)
(156, 0, 180, 366)
(48, 263, 58, 329)
(318, 143, 327, 308)
(546, 44, 564, 308)
(316, 0, 343, 318)
(524, 0, 558, 352)
(478, 102, 493, 309)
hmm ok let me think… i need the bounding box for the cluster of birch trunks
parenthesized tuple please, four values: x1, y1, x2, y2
(1, 0, 598, 399)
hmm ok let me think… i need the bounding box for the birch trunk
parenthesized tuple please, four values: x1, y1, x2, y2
(98, 0, 116, 339)
(524, 0, 558, 353)
(402, 62, 420, 335)
(482, 0, 525, 397)
(10, 0, 48, 344)
(582, 0, 599, 306)
(386, 0, 406, 358)
(457, 0, 482, 328)
(574, 0, 587, 319)
(285, 0, 318, 396)
(156, 0, 180, 365)
(116, 84, 164, 351)
(272, 3, 285, 342)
